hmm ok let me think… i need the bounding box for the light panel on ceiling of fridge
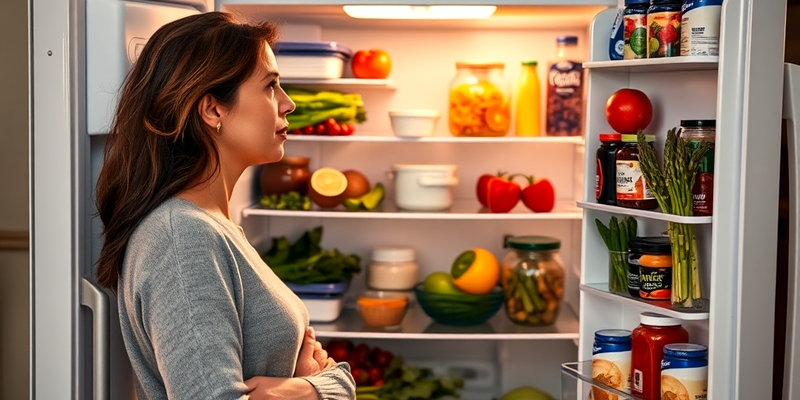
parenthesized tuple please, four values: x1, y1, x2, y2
(342, 5, 496, 19)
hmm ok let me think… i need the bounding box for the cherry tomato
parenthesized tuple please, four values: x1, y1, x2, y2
(325, 118, 342, 136)
(314, 123, 327, 135)
(340, 124, 354, 136)
(351, 49, 392, 79)
(302, 125, 315, 135)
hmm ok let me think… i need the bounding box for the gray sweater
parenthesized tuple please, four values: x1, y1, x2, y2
(118, 198, 355, 399)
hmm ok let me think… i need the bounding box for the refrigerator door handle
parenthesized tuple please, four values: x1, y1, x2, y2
(782, 62, 800, 400)
(80, 278, 110, 400)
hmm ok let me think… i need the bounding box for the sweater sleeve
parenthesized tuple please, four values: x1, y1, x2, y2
(301, 362, 356, 400)
(130, 219, 249, 399)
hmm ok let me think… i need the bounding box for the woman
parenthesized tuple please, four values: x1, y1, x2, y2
(95, 12, 355, 400)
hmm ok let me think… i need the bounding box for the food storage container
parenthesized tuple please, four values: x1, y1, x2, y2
(274, 41, 353, 79)
(388, 110, 441, 137)
(390, 164, 458, 211)
(357, 291, 408, 328)
(367, 246, 419, 291)
(448, 61, 511, 137)
(299, 294, 344, 323)
(501, 235, 565, 326)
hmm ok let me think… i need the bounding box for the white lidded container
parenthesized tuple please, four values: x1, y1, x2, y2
(299, 295, 344, 323)
(390, 164, 458, 211)
(388, 110, 441, 137)
(368, 247, 420, 291)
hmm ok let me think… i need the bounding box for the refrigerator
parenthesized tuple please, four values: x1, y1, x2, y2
(28, 0, 793, 399)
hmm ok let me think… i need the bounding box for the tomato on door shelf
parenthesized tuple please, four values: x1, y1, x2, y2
(486, 176, 521, 213)
(517, 175, 556, 213)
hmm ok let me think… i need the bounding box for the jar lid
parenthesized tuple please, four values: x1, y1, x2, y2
(556, 36, 578, 45)
(628, 236, 671, 254)
(625, 0, 649, 4)
(595, 329, 632, 342)
(372, 246, 416, 262)
(620, 134, 655, 142)
(640, 311, 682, 326)
(521, 60, 538, 66)
(680, 119, 716, 128)
(664, 343, 708, 358)
(456, 60, 505, 69)
(599, 133, 622, 142)
(505, 236, 561, 251)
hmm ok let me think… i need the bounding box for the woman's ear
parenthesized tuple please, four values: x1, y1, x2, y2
(198, 93, 224, 133)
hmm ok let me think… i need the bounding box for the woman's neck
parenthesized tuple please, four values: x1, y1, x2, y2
(176, 165, 242, 220)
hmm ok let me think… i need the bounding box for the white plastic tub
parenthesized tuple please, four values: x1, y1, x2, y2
(389, 110, 441, 137)
(299, 295, 344, 322)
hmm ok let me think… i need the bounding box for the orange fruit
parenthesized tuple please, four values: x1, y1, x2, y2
(450, 248, 500, 294)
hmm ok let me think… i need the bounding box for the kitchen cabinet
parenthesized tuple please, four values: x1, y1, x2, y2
(220, 2, 615, 397)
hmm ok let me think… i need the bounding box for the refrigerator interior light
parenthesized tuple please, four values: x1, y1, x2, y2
(342, 5, 497, 19)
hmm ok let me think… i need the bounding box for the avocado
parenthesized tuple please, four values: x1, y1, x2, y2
(499, 386, 554, 400)
(342, 183, 385, 211)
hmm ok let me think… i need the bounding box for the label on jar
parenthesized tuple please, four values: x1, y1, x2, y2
(595, 158, 603, 199)
(623, 12, 648, 59)
(648, 11, 681, 58)
(546, 61, 583, 136)
(681, 0, 722, 56)
(627, 252, 641, 297)
(616, 160, 655, 200)
(639, 264, 671, 300)
(609, 8, 625, 60)
(592, 345, 631, 393)
(661, 359, 708, 400)
(688, 140, 714, 216)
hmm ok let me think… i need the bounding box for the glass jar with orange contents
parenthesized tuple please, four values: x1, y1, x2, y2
(448, 61, 511, 137)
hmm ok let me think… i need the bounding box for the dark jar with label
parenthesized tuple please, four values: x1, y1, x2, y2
(596, 133, 623, 205)
(623, 0, 650, 59)
(637, 239, 672, 301)
(616, 134, 658, 210)
(680, 119, 715, 216)
(627, 236, 670, 298)
(630, 312, 689, 400)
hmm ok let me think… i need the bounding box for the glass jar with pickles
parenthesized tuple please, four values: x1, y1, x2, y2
(501, 236, 565, 326)
(448, 61, 511, 137)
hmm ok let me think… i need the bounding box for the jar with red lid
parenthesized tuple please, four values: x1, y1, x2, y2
(630, 312, 689, 400)
(616, 134, 658, 210)
(596, 133, 623, 205)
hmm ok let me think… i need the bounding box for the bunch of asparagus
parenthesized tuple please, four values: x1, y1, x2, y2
(596, 216, 637, 294)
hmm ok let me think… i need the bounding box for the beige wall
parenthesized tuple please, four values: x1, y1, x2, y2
(0, 0, 30, 398)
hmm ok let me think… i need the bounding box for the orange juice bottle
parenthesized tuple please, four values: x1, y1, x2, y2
(515, 61, 541, 136)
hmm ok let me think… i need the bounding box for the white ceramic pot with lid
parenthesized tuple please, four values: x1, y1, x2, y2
(390, 164, 458, 211)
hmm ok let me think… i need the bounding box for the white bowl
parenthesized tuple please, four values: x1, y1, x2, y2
(389, 110, 441, 137)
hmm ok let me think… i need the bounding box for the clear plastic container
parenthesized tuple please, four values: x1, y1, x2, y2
(501, 236, 565, 326)
(448, 61, 511, 137)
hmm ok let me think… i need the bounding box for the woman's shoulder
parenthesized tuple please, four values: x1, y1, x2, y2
(129, 198, 231, 252)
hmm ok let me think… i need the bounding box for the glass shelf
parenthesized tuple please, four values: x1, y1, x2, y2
(581, 283, 709, 320)
(243, 200, 582, 220)
(288, 135, 585, 144)
(311, 301, 580, 340)
(577, 201, 712, 224)
(561, 361, 641, 400)
(583, 56, 719, 73)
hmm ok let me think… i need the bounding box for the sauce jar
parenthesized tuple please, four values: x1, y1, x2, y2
(596, 133, 623, 205)
(627, 236, 670, 298)
(631, 312, 689, 400)
(448, 61, 512, 137)
(501, 236, 564, 326)
(637, 239, 672, 300)
(592, 329, 632, 397)
(623, 0, 650, 59)
(616, 134, 658, 210)
(661, 343, 708, 400)
(680, 119, 716, 216)
(260, 156, 311, 196)
(647, 0, 682, 58)
(367, 247, 419, 291)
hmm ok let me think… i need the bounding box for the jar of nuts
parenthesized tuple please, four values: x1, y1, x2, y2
(448, 61, 511, 137)
(501, 236, 565, 326)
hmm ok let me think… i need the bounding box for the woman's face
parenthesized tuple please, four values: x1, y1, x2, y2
(216, 44, 295, 170)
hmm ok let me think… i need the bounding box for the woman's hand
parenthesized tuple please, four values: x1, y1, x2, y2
(294, 327, 336, 377)
(244, 376, 319, 400)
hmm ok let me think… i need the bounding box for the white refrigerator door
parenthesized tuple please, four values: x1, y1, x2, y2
(31, 0, 207, 398)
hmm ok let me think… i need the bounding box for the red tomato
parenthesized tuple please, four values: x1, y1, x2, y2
(302, 125, 315, 135)
(486, 177, 521, 213)
(605, 88, 653, 134)
(519, 176, 556, 213)
(476, 172, 507, 208)
(315, 123, 327, 135)
(340, 124, 354, 136)
(351, 49, 392, 79)
(325, 118, 342, 136)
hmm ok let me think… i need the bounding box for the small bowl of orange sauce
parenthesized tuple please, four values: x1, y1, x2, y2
(357, 291, 409, 328)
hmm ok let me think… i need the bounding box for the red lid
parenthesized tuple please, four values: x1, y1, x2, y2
(599, 133, 622, 142)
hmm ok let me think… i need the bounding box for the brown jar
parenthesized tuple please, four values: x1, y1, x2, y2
(259, 156, 311, 196)
(615, 134, 658, 210)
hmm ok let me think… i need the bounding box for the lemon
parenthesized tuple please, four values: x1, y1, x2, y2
(450, 248, 500, 295)
(310, 168, 347, 197)
(422, 272, 464, 295)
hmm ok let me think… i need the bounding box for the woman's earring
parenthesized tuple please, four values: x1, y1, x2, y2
(216, 122, 221, 134)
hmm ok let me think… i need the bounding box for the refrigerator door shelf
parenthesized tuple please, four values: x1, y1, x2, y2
(580, 283, 709, 321)
(577, 202, 713, 225)
(561, 361, 638, 400)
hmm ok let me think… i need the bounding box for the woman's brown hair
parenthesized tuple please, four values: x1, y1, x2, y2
(95, 12, 278, 291)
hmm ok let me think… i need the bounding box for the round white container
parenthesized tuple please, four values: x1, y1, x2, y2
(368, 247, 419, 290)
(388, 110, 441, 137)
(390, 164, 458, 211)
